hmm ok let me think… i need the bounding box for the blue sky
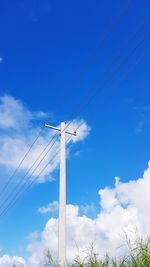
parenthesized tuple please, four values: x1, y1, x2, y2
(0, 0, 150, 266)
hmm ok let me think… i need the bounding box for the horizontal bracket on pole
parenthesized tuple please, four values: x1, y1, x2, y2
(45, 123, 77, 136)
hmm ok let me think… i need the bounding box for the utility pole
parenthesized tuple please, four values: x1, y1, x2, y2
(45, 122, 76, 266)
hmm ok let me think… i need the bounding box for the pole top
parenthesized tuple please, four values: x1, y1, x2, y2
(45, 122, 77, 136)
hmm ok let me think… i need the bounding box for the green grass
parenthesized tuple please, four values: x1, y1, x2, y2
(44, 237, 150, 267)
(13, 237, 150, 267)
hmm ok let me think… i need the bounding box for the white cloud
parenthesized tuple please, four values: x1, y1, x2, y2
(38, 201, 97, 217)
(0, 95, 90, 183)
(66, 119, 90, 143)
(35, 111, 48, 118)
(25, 161, 150, 266)
(1, 95, 150, 266)
(0, 255, 26, 267)
(27, 232, 39, 241)
(79, 203, 97, 217)
(0, 95, 32, 130)
(0, 94, 90, 266)
(0, 162, 150, 266)
(38, 201, 58, 214)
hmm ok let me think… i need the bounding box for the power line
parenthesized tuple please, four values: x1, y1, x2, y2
(0, 4, 148, 218)
(56, 0, 133, 109)
(94, 49, 150, 115)
(1, 30, 149, 217)
(0, 136, 71, 219)
(75, 48, 150, 132)
(89, 14, 150, 91)
(0, 38, 149, 219)
(69, 31, 150, 120)
(0, 126, 45, 198)
(0, 1, 133, 199)
(0, 132, 59, 212)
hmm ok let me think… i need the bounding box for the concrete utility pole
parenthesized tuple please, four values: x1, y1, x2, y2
(45, 122, 76, 266)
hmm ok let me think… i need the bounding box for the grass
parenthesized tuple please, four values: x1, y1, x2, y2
(13, 237, 150, 267)
(44, 237, 150, 267)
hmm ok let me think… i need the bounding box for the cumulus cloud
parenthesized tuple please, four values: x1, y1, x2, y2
(0, 95, 90, 183)
(79, 202, 97, 217)
(1, 95, 150, 266)
(25, 161, 150, 266)
(0, 255, 26, 267)
(0, 162, 150, 266)
(0, 95, 32, 130)
(38, 201, 96, 217)
(0, 94, 90, 266)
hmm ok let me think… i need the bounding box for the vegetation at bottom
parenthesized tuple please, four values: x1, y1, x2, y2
(13, 237, 150, 267)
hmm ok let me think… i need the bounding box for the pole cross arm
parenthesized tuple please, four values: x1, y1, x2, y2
(45, 123, 77, 136)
